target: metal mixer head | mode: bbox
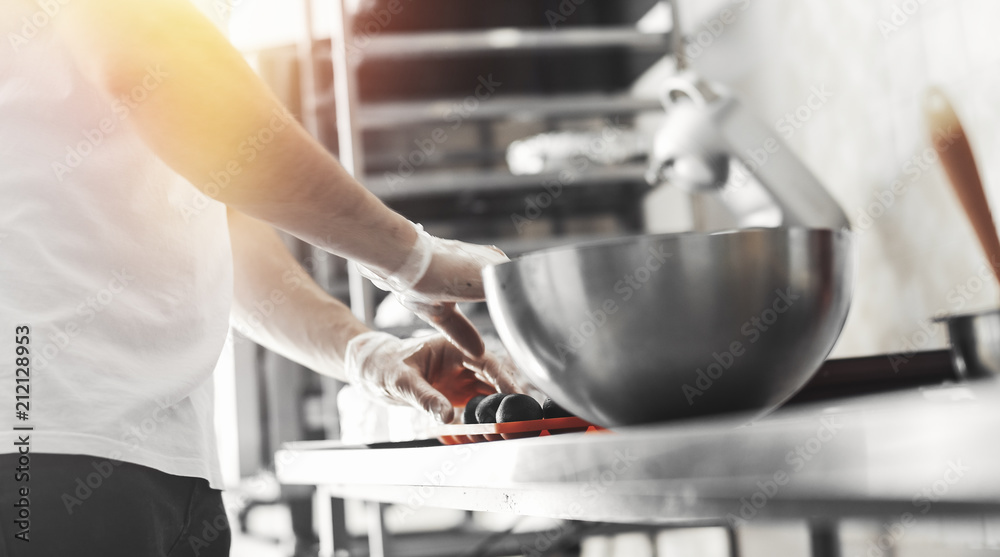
[647,73,850,231]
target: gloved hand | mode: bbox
[358,223,509,358]
[345,331,522,423]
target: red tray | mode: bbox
[432,417,604,445]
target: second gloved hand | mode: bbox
[345,331,521,423]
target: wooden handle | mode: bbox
[924,87,1000,285]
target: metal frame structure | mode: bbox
[280,381,1000,557]
[295,1,676,554]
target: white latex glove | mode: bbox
[345,331,521,423]
[358,223,509,358]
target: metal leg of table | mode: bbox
[809,520,841,557]
[316,488,352,557]
[366,502,390,557]
[727,526,741,557]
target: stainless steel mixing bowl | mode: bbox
[484,227,855,427]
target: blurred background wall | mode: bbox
[668,0,1000,358]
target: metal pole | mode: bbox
[298,0,321,141]
[669,0,686,70]
[366,502,389,557]
[808,520,842,557]
[330,0,364,178]
[315,487,352,557]
[298,0,340,298]
[330,0,377,324]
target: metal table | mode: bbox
[277,379,1000,555]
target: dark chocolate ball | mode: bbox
[462,395,487,424]
[542,398,574,419]
[497,394,544,423]
[475,393,509,424]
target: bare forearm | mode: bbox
[56,0,415,276]
[229,209,368,380]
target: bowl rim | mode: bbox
[489,226,852,271]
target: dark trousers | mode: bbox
[0,453,230,557]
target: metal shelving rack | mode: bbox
[296,2,675,555]
[323,0,673,325]
[351,25,669,56]
[353,93,661,128]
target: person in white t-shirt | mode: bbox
[0,0,521,555]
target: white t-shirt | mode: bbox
[0,0,234,489]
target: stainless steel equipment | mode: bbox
[483,21,857,427]
[939,310,1000,379]
[279,380,1000,527]
[646,72,850,230]
[484,227,854,427]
